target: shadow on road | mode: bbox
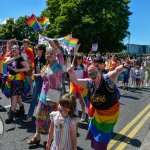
[0,105,7,112]
[112,132,142,148]
[28,143,45,149]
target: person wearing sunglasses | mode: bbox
[67,58,134,150]
[3,45,30,124]
[93,57,106,74]
[27,41,63,145]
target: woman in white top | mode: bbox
[70,53,87,121]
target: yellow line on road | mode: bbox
[107,104,150,149]
[115,111,150,150]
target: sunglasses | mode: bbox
[88,71,98,77]
[12,48,18,50]
[46,52,54,55]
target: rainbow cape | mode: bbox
[2,73,30,98]
[25,47,35,68]
[70,79,120,149]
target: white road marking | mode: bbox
[0,100,31,110]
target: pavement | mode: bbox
[0,82,150,150]
[0,117,4,139]
[139,130,150,150]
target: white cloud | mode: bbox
[0,18,8,24]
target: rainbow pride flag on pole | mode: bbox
[26,14,50,31]
[37,17,50,30]
[26,14,39,31]
[64,34,72,44]
[68,38,79,48]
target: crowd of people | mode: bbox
[0,39,150,150]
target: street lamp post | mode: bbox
[128,34,130,54]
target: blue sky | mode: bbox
[0,0,149,45]
[0,0,46,23]
[128,0,150,45]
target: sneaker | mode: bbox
[23,117,32,123]
[146,84,149,87]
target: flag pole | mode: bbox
[71,43,81,67]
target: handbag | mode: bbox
[46,67,61,102]
[46,88,61,101]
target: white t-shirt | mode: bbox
[134,69,142,79]
[21,50,28,61]
[130,67,135,77]
[73,65,86,79]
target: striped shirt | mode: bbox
[50,111,78,150]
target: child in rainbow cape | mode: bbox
[67,57,134,150]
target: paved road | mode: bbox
[0,82,150,150]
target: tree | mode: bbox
[0,18,15,39]
[0,16,38,43]
[13,16,38,42]
[41,0,132,53]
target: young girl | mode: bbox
[134,66,142,89]
[46,94,78,150]
[130,65,136,88]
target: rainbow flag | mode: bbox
[37,17,50,30]
[70,77,120,149]
[68,38,78,47]
[26,14,40,31]
[3,73,30,98]
[86,102,120,149]
[69,82,90,109]
[26,14,50,31]
[64,34,71,44]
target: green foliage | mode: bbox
[0,0,132,53]
[13,16,38,42]
[42,0,132,53]
[0,18,15,39]
[0,17,38,43]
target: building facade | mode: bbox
[125,44,150,56]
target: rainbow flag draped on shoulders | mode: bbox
[70,78,120,149]
[2,72,30,98]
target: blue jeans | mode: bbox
[27,76,43,117]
